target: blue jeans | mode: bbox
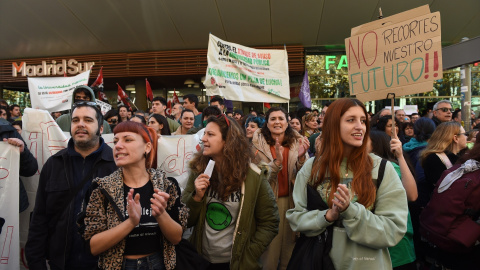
[122,252,164,270]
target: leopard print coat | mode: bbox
[82,168,189,270]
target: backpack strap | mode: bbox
[436,152,453,169]
[99,188,125,222]
[376,159,387,190]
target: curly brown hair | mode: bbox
[261,107,297,147]
[189,114,253,201]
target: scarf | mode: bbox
[438,159,480,193]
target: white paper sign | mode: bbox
[96,99,112,116]
[204,34,290,103]
[28,71,91,112]
[403,105,418,115]
[0,143,20,270]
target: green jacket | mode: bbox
[286,154,408,270]
[182,163,279,270]
[166,117,180,133]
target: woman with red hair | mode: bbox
[82,121,188,270]
[286,98,408,269]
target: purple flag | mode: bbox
[224,99,233,112]
[299,69,311,108]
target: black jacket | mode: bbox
[25,139,117,270]
[0,121,38,177]
[0,121,38,212]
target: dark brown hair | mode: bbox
[261,107,297,147]
[189,115,253,201]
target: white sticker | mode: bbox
[461,86,468,93]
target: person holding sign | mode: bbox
[81,121,188,270]
[286,98,408,270]
[182,114,279,270]
[251,107,309,270]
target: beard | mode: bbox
[73,129,100,151]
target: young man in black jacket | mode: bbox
[26,102,117,270]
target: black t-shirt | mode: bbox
[123,181,162,255]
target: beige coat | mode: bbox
[250,129,308,204]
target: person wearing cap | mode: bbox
[26,101,117,270]
[233,109,243,121]
[56,85,112,133]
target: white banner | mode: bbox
[157,131,204,190]
[28,71,91,112]
[204,34,290,103]
[0,143,20,270]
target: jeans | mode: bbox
[122,252,164,270]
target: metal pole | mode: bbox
[461,64,472,131]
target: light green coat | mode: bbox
[286,154,408,270]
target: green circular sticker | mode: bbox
[206,202,232,231]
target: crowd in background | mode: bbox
[3,88,480,270]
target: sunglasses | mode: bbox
[108,119,118,124]
[436,107,453,113]
[72,101,97,108]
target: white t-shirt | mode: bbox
[202,188,241,263]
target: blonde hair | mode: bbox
[420,121,461,165]
[301,113,319,134]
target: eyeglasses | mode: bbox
[457,132,467,136]
[436,107,453,113]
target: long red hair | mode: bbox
[311,98,375,208]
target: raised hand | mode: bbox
[4,138,24,153]
[298,136,310,158]
[332,184,350,212]
[127,188,141,226]
[151,188,170,218]
[274,137,283,167]
[193,173,210,202]
[390,138,403,159]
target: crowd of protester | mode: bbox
[3,87,480,270]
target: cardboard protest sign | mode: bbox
[0,143,20,270]
[28,71,91,112]
[204,34,290,103]
[345,5,442,102]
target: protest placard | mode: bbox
[96,99,112,116]
[204,34,290,103]
[28,71,91,112]
[0,143,20,270]
[345,5,442,102]
[403,105,418,115]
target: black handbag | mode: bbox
[286,184,335,270]
[175,238,210,270]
